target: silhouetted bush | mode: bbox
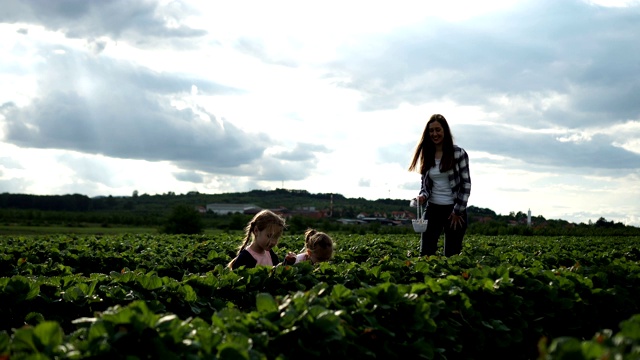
[161,205,204,235]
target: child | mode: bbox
[228,210,287,270]
[286,228,334,265]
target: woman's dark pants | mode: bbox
[419,203,467,257]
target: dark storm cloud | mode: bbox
[378,120,640,171]
[256,157,318,182]
[1,44,327,182]
[341,0,640,173]
[0,0,206,44]
[174,171,204,183]
[250,143,331,182]
[459,124,640,169]
[329,0,640,126]
[3,97,268,170]
[0,46,267,173]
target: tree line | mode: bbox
[1,191,638,236]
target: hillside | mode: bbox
[1,189,638,236]
[0,188,493,219]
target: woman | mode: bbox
[408,114,471,257]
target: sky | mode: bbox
[1,0,640,226]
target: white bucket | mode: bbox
[412,202,428,232]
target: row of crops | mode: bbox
[1,233,640,359]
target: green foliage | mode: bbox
[539,314,640,359]
[161,204,204,235]
[0,234,639,359]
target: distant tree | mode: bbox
[287,215,318,233]
[467,206,497,217]
[161,204,204,234]
[229,213,250,231]
[595,217,614,228]
[132,190,139,198]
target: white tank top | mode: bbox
[429,159,454,205]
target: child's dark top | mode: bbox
[231,249,280,270]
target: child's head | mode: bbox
[228,210,286,269]
[246,209,286,251]
[304,228,334,264]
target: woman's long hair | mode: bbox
[408,114,455,174]
[227,210,286,269]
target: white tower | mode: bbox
[527,208,532,227]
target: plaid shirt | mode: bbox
[420,145,471,215]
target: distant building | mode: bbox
[391,210,414,220]
[360,217,397,226]
[268,207,291,218]
[205,203,261,215]
[337,219,367,225]
[290,206,328,219]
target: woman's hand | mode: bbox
[417,195,426,204]
[448,212,465,230]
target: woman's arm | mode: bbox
[419,171,430,204]
[453,148,471,215]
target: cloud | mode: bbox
[461,123,640,170]
[0,177,31,193]
[174,171,204,183]
[216,143,333,183]
[271,143,331,162]
[0,157,23,169]
[0,38,334,186]
[328,0,640,127]
[377,142,415,167]
[234,37,299,68]
[373,120,640,173]
[497,187,530,193]
[0,46,270,173]
[0,0,206,46]
[57,153,117,186]
[3,97,268,171]
[399,181,417,191]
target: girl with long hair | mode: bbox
[228,209,288,269]
[409,114,471,257]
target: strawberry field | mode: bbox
[1,233,640,359]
